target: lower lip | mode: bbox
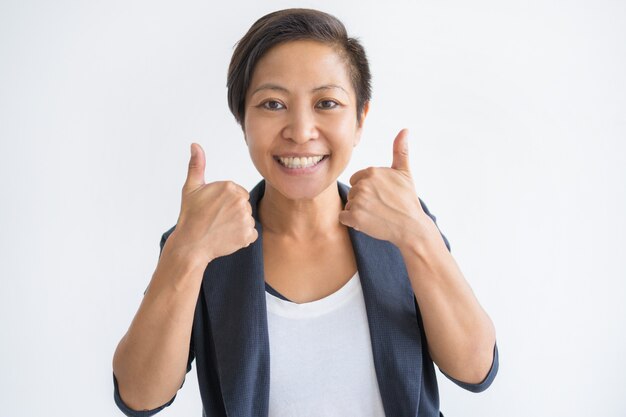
[274,155,328,176]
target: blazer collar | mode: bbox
[200,179,423,417]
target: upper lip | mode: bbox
[274,153,328,158]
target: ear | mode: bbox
[353,101,370,147]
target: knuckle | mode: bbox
[235,196,247,208]
[236,211,247,224]
[351,198,364,210]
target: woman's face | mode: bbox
[243,39,368,201]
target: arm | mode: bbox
[338,129,497,388]
[112,229,206,411]
[397,208,497,386]
[112,144,258,413]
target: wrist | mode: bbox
[394,216,444,256]
[163,230,213,268]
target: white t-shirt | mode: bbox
[265,270,386,417]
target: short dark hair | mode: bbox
[227,8,372,129]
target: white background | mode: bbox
[1,1,624,416]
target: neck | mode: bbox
[258,181,345,241]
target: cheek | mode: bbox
[244,135,276,176]
[326,117,359,147]
[246,121,280,149]
[244,117,272,148]
[245,141,270,176]
[332,110,359,132]
[246,139,268,163]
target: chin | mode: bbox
[267,178,336,202]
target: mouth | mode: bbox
[274,154,329,169]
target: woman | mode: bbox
[112,8,498,417]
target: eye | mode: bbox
[260,100,285,111]
[317,99,339,109]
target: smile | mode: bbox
[275,155,328,169]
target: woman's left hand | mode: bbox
[338,129,439,250]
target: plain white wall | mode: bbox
[1,0,624,416]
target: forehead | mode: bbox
[247,40,354,97]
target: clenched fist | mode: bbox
[338,129,441,251]
[167,143,258,265]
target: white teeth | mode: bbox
[278,155,325,169]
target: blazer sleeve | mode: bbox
[418,197,451,253]
[415,198,499,392]
[113,225,196,416]
[439,343,499,393]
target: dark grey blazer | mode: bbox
[114,179,499,417]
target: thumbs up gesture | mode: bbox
[338,129,437,250]
[168,143,258,265]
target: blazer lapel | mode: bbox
[338,181,423,417]
[201,180,270,417]
[203,179,422,417]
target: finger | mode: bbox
[391,128,410,172]
[349,168,371,186]
[184,143,206,191]
[338,210,355,228]
[247,226,259,246]
[347,187,355,202]
[223,180,250,198]
[234,182,251,198]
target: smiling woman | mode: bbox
[112,8,498,417]
[244,39,366,202]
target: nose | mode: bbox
[281,104,319,144]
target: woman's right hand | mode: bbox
[166,143,259,265]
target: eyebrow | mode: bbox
[250,83,349,97]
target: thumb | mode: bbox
[391,128,410,172]
[184,143,206,191]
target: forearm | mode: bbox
[112,236,208,410]
[398,224,496,384]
